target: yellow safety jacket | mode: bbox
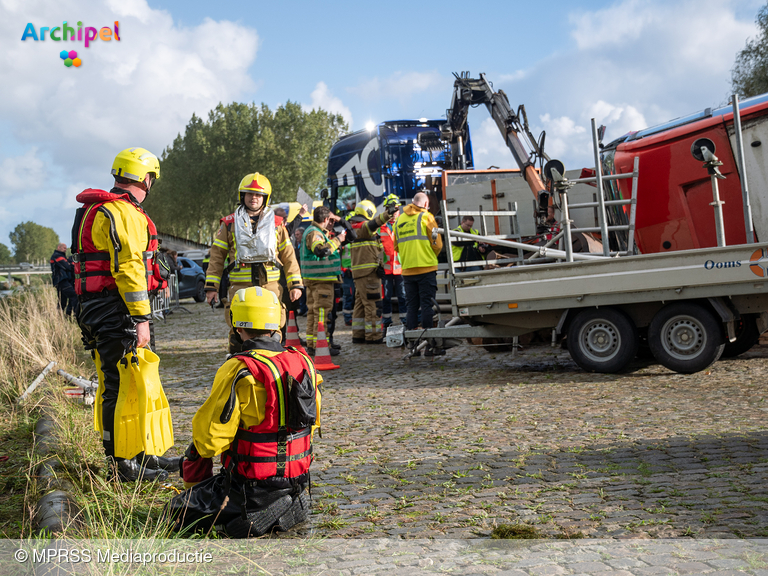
[451,226,481,262]
[393,204,443,276]
[205,211,302,291]
[191,341,323,459]
[72,188,159,317]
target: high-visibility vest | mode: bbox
[451,226,480,262]
[394,210,437,270]
[300,224,341,281]
[222,348,318,484]
[71,188,166,296]
[379,223,402,275]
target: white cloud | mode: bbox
[481,0,757,169]
[304,82,352,126]
[0,148,45,194]
[349,71,446,103]
[0,0,259,243]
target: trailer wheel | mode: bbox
[567,308,638,373]
[648,303,724,373]
[722,315,761,358]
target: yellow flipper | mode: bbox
[114,353,143,459]
[133,348,174,456]
[93,350,104,433]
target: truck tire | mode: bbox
[567,308,638,373]
[722,314,760,358]
[648,303,724,373]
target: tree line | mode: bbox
[0,221,60,265]
[143,100,348,244]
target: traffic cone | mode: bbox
[313,308,340,371]
[285,311,307,354]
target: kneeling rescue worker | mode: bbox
[72,147,179,481]
[167,286,322,537]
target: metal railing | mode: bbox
[150,273,187,320]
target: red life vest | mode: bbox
[71,188,166,295]
[379,224,402,275]
[222,348,317,484]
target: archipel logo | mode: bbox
[21,21,120,68]
[749,248,768,278]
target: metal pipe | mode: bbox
[440,228,608,261]
[710,175,727,247]
[731,94,755,244]
[568,199,632,209]
[568,172,634,184]
[592,118,611,257]
[561,189,574,263]
[626,156,639,254]
[441,199,459,317]
[18,361,56,404]
[56,368,94,389]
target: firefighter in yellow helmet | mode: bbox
[167,286,321,537]
[348,199,396,344]
[205,173,304,354]
[72,147,179,481]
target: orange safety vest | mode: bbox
[71,188,166,295]
[379,224,402,275]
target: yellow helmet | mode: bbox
[230,286,281,331]
[239,173,272,206]
[354,199,376,220]
[111,147,160,183]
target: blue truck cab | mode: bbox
[326,120,473,215]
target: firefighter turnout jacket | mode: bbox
[205,211,302,293]
[349,213,390,278]
[378,222,402,275]
[300,224,342,282]
[71,188,166,319]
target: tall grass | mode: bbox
[0,286,82,537]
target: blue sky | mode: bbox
[0,0,763,250]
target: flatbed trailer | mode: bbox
[402,241,768,373]
[394,110,768,374]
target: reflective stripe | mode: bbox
[351,318,364,328]
[231,270,252,281]
[351,262,379,271]
[206,274,221,284]
[395,211,437,269]
[286,273,302,284]
[213,238,228,250]
[124,290,148,302]
[278,239,289,251]
[351,240,379,248]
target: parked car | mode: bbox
[175,256,206,302]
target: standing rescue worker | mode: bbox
[301,206,345,355]
[50,242,77,317]
[168,287,321,537]
[394,192,444,356]
[205,173,303,354]
[378,195,407,331]
[451,215,486,272]
[72,147,178,481]
[348,200,394,344]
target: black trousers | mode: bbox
[57,284,78,316]
[165,473,302,533]
[78,293,151,458]
[404,272,437,330]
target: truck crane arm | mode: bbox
[428,72,550,205]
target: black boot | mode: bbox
[224,495,293,538]
[107,457,169,482]
[137,452,182,472]
[276,492,310,531]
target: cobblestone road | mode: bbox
[155,301,768,542]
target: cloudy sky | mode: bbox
[0,0,762,249]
